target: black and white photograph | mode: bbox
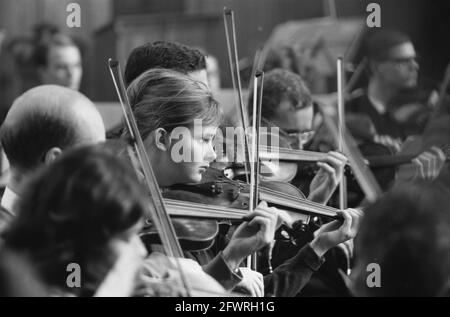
[0,0,449,301]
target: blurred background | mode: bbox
[0,0,449,126]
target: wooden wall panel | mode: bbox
[0,0,112,38]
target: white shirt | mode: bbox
[368,94,387,115]
[1,186,18,216]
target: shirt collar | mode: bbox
[1,186,19,216]
[368,94,387,115]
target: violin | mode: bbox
[259,143,356,182]
[138,165,343,252]
[164,167,341,220]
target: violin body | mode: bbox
[140,218,220,252]
[138,160,317,252]
[139,166,250,252]
[389,85,438,136]
[140,166,326,253]
[166,167,332,225]
[358,141,396,189]
[395,135,428,182]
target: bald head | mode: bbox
[1,85,105,172]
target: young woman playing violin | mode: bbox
[123,67,363,297]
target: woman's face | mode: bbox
[146,123,218,186]
[168,124,218,184]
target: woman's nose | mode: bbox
[135,236,148,258]
[204,143,217,162]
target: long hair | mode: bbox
[2,145,147,296]
[124,68,222,141]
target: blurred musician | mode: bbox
[346,29,445,181]
[0,146,147,296]
[34,34,82,91]
[0,85,105,233]
[352,179,450,296]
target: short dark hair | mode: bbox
[364,29,412,62]
[353,180,450,296]
[2,145,146,296]
[250,68,312,119]
[124,41,206,86]
[0,110,80,172]
[263,46,300,74]
[33,33,78,68]
[32,23,60,42]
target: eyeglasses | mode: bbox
[384,56,419,68]
[285,130,316,149]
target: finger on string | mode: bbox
[338,210,352,236]
[412,157,425,179]
[346,208,363,233]
[267,207,293,229]
[421,152,434,179]
[317,162,336,176]
[320,154,346,169]
[248,216,271,233]
[431,146,446,173]
[326,151,348,163]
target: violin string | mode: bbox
[219,176,339,212]
[165,199,248,219]
[269,146,328,161]
[168,205,246,218]
[223,8,251,183]
[255,184,340,213]
[258,187,339,215]
[217,176,340,217]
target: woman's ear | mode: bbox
[43,147,63,165]
[153,128,171,152]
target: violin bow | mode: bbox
[249,71,264,215]
[248,70,264,270]
[435,60,450,113]
[223,8,264,271]
[316,48,383,203]
[345,58,367,94]
[108,59,192,296]
[317,102,383,203]
[223,7,251,181]
[337,57,348,210]
[246,45,263,111]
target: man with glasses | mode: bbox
[254,68,347,205]
[346,29,445,180]
[347,30,420,148]
[252,68,356,297]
